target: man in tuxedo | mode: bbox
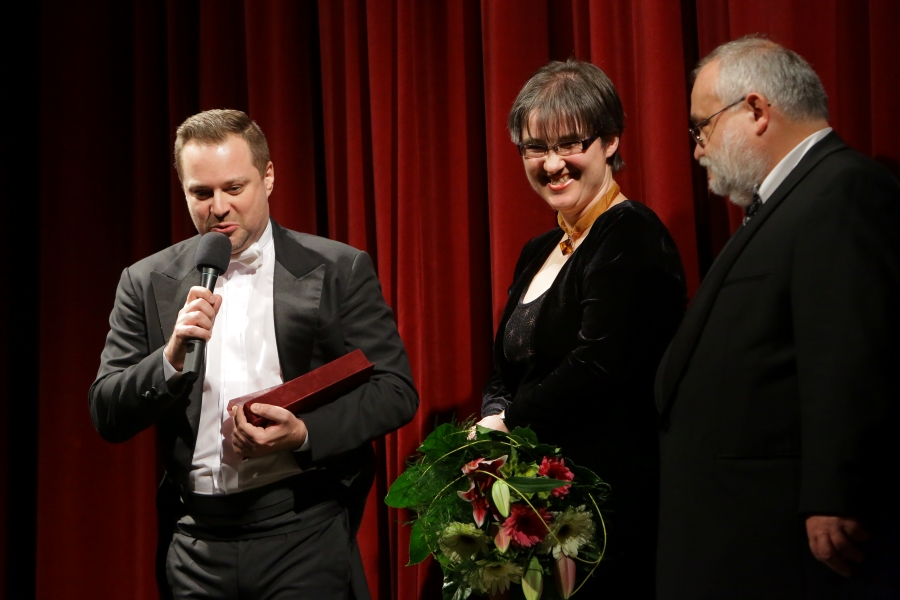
[656,37,899,598]
[90,109,418,599]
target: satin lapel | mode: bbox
[657,133,848,416]
[150,237,204,439]
[271,221,325,382]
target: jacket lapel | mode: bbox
[150,237,204,440]
[657,132,848,416]
[271,221,325,382]
[148,221,325,443]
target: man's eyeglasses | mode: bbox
[689,97,745,145]
[518,135,599,159]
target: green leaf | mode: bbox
[442,577,472,600]
[452,583,472,600]
[385,467,423,508]
[419,422,467,457]
[474,424,495,436]
[530,443,561,457]
[408,519,431,565]
[570,465,604,488]
[522,556,544,600]
[508,426,539,445]
[506,476,570,493]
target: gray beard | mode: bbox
[700,124,768,208]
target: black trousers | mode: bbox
[164,476,356,600]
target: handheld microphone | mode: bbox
[183,232,232,379]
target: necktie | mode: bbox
[742,192,762,226]
[232,242,263,270]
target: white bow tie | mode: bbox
[232,242,264,270]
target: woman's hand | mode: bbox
[476,414,509,433]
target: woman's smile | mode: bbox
[547,173,575,191]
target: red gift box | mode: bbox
[226,349,374,427]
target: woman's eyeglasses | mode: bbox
[518,135,599,159]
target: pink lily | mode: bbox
[457,481,492,526]
[494,525,512,553]
[457,455,508,526]
[462,455,508,486]
[554,554,576,599]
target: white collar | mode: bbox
[757,127,832,203]
[255,220,274,250]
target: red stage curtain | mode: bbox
[10,1,896,598]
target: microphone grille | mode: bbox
[195,232,232,272]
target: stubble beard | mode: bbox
[699,123,768,208]
[226,226,251,254]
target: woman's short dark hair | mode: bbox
[508,60,625,172]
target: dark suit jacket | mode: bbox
[656,133,900,599]
[483,200,686,594]
[89,220,418,598]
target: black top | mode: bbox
[503,289,548,363]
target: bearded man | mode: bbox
[655,36,900,599]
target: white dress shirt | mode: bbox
[757,128,832,203]
[164,222,305,495]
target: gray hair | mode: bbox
[696,35,829,122]
[508,59,625,173]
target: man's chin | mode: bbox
[708,178,754,208]
[726,192,754,208]
[705,171,724,197]
[229,238,251,256]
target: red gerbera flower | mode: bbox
[538,456,574,497]
[502,503,552,548]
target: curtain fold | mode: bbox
[37,2,160,598]
[481,0,556,326]
[246,0,325,235]
[21,1,896,598]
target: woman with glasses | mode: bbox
[478,60,686,597]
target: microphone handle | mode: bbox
[183,266,222,378]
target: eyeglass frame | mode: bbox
[689,97,746,146]
[517,135,600,158]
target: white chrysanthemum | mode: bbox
[465,560,524,595]
[439,522,491,562]
[540,506,595,558]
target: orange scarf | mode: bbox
[557,181,620,255]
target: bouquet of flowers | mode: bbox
[385,421,609,600]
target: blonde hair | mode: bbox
[174,109,270,181]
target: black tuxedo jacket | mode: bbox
[656,133,900,599]
[89,220,418,597]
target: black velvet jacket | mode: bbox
[483,200,686,510]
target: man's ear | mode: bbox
[746,93,770,136]
[264,161,275,196]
